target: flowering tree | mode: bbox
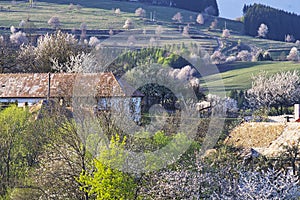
[123,18,134,30]
[135,7,146,18]
[80,22,87,41]
[287,47,299,61]
[196,13,204,25]
[237,50,252,61]
[155,25,163,38]
[139,155,300,199]
[114,8,121,15]
[172,12,183,23]
[246,70,300,113]
[257,23,268,38]
[222,28,230,38]
[88,36,100,47]
[10,31,28,45]
[182,26,189,37]
[209,19,218,30]
[48,16,61,29]
[18,31,84,72]
[285,34,295,43]
[210,50,225,64]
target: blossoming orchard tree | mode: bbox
[287,47,299,62]
[172,12,183,23]
[246,70,300,114]
[196,13,204,25]
[257,23,268,38]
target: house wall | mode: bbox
[0,98,43,107]
[97,97,142,123]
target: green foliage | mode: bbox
[0,106,30,196]
[153,131,171,147]
[78,135,137,200]
[110,47,190,76]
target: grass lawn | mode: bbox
[201,61,300,93]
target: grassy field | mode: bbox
[0,0,294,52]
[0,0,299,94]
[201,61,300,93]
[0,0,244,32]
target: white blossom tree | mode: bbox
[210,50,226,64]
[10,31,28,45]
[287,47,299,62]
[172,12,183,23]
[139,156,300,199]
[222,28,230,38]
[18,30,82,72]
[246,70,300,113]
[285,34,295,43]
[196,13,204,25]
[135,7,146,18]
[114,8,121,15]
[225,55,236,63]
[123,18,134,30]
[209,19,218,30]
[155,25,163,38]
[88,36,100,47]
[237,50,252,61]
[52,51,97,73]
[182,26,189,37]
[48,16,61,29]
[257,23,268,38]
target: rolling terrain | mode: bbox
[0,0,299,93]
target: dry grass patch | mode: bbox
[225,122,285,148]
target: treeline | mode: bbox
[138,0,219,16]
[244,4,300,41]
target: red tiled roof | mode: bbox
[0,73,143,98]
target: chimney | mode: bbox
[47,73,51,100]
[294,104,300,121]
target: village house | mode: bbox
[0,73,143,122]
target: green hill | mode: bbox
[202,61,300,93]
[0,0,299,94]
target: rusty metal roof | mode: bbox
[0,73,143,98]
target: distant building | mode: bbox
[0,73,143,122]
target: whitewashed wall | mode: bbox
[97,97,142,123]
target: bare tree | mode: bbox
[257,23,268,38]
